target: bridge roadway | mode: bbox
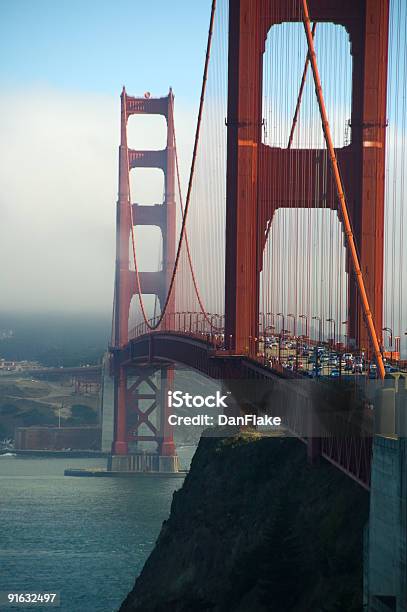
[118,330,289,380]
[116,330,373,489]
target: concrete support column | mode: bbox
[364,434,407,610]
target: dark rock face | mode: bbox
[120,434,368,612]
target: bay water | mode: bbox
[0,449,194,611]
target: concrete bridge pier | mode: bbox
[364,377,407,611]
[109,452,179,473]
[100,352,115,453]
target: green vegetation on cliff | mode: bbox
[121,433,368,612]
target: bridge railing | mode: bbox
[128,311,401,381]
[129,311,402,388]
[129,312,226,349]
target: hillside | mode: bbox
[120,432,369,611]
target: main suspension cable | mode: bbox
[172,102,223,332]
[287,21,317,149]
[127,0,217,331]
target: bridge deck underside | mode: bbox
[115,333,372,489]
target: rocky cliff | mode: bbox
[120,432,369,612]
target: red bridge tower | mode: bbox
[111,88,178,471]
[225,0,389,356]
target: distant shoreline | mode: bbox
[0,449,108,458]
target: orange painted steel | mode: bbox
[301,0,385,380]
[113,89,177,456]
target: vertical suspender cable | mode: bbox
[301,0,385,379]
[127,0,217,331]
[287,22,316,149]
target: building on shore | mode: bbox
[15,426,101,451]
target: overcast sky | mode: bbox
[0,0,211,314]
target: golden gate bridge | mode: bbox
[105,0,407,491]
